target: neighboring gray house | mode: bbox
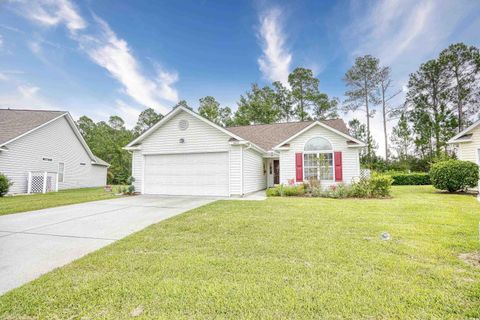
[125,106,365,197]
[0,109,109,194]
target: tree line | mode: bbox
[76,42,480,183]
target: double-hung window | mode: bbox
[303,137,334,181]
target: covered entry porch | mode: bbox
[265,158,280,188]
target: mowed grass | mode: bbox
[1,186,479,319]
[0,187,122,215]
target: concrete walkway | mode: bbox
[0,195,217,295]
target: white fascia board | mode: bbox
[272,121,366,150]
[64,113,97,160]
[126,105,268,155]
[1,113,68,147]
[449,119,480,143]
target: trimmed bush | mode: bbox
[266,184,305,197]
[266,187,280,197]
[0,173,12,197]
[350,173,393,198]
[430,160,479,192]
[282,185,305,197]
[390,172,430,185]
[369,174,394,197]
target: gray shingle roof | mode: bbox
[0,109,66,145]
[0,108,109,166]
[226,119,350,150]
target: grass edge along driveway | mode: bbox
[0,187,122,216]
[1,186,479,319]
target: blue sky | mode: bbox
[1,0,479,156]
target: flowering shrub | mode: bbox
[266,174,393,199]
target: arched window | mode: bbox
[303,137,334,181]
[304,137,332,151]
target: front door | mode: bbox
[273,160,280,185]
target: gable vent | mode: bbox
[178,119,189,131]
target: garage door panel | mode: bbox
[144,152,229,196]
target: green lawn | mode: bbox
[0,187,122,215]
[1,186,479,319]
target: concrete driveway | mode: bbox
[0,195,217,295]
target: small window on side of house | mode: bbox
[58,162,65,182]
[80,162,86,166]
[42,157,53,162]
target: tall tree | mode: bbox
[312,94,339,120]
[348,118,377,165]
[406,59,456,158]
[439,43,480,131]
[390,113,412,162]
[288,68,320,121]
[233,84,279,125]
[272,81,294,121]
[173,100,192,110]
[377,66,401,160]
[343,55,380,159]
[133,108,163,137]
[198,96,232,127]
[77,116,133,184]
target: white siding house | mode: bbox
[0,109,108,195]
[277,124,361,185]
[126,106,365,197]
[448,120,480,190]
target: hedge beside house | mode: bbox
[390,172,431,185]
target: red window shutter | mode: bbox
[295,153,303,182]
[334,151,343,182]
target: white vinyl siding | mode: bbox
[243,147,266,194]
[279,125,360,187]
[143,152,229,196]
[456,126,480,189]
[136,110,244,196]
[141,112,231,154]
[229,145,242,195]
[131,151,144,193]
[0,116,107,194]
[457,126,480,163]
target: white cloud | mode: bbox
[0,34,3,48]
[77,18,179,113]
[0,73,7,81]
[17,0,86,32]
[0,84,50,108]
[257,8,292,85]
[11,0,179,115]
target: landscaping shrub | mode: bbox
[0,173,12,197]
[266,187,280,197]
[390,172,430,185]
[266,184,304,197]
[429,160,479,192]
[369,173,394,197]
[282,185,305,197]
[350,174,393,198]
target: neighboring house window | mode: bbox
[58,162,65,183]
[304,137,334,181]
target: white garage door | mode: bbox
[144,152,229,196]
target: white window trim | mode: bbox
[303,151,335,182]
[58,162,65,183]
[303,136,335,182]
